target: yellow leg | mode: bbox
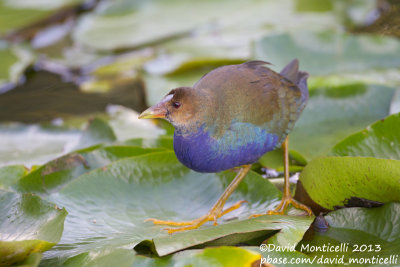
[146,164,252,234]
[252,136,312,217]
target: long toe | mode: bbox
[145,199,248,234]
[266,196,312,215]
[145,218,195,226]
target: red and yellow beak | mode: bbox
[138,95,172,119]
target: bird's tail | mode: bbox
[280,59,309,103]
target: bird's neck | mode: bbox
[173,122,206,137]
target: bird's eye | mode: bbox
[172,101,181,109]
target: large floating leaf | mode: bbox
[37,151,307,265]
[60,246,261,267]
[15,253,43,267]
[15,145,165,195]
[73,0,227,51]
[254,31,400,76]
[0,118,113,168]
[140,215,313,256]
[0,43,34,89]
[0,123,81,168]
[0,0,82,35]
[300,156,400,210]
[300,114,400,209]
[123,136,173,150]
[259,148,307,172]
[105,105,166,141]
[0,165,27,190]
[75,118,116,149]
[0,2,53,35]
[0,190,67,266]
[134,247,261,267]
[0,110,164,167]
[298,203,400,265]
[73,0,339,51]
[331,112,400,159]
[60,249,136,267]
[290,83,395,159]
[78,50,154,94]
[246,246,323,267]
[58,106,166,141]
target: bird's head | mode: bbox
[138,87,200,130]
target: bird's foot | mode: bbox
[146,200,247,234]
[266,194,312,215]
[250,195,312,218]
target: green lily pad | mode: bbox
[299,156,400,210]
[60,249,136,267]
[73,0,222,51]
[15,145,166,195]
[134,246,261,267]
[331,112,400,159]
[76,118,116,149]
[0,123,81,168]
[0,2,49,35]
[289,83,395,159]
[140,214,313,256]
[14,253,43,267]
[0,190,67,266]
[0,43,34,88]
[295,0,333,13]
[123,136,173,150]
[0,0,82,35]
[259,148,307,172]
[105,105,166,141]
[79,50,154,94]
[0,111,165,167]
[57,106,166,141]
[73,0,336,51]
[308,68,400,90]
[59,246,261,267]
[32,151,313,264]
[0,43,17,85]
[254,31,400,76]
[245,246,323,267]
[0,118,113,168]
[298,203,400,265]
[0,165,27,190]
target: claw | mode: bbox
[145,218,194,226]
[266,195,313,215]
[221,200,248,216]
[145,199,248,233]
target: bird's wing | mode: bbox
[193,61,308,142]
